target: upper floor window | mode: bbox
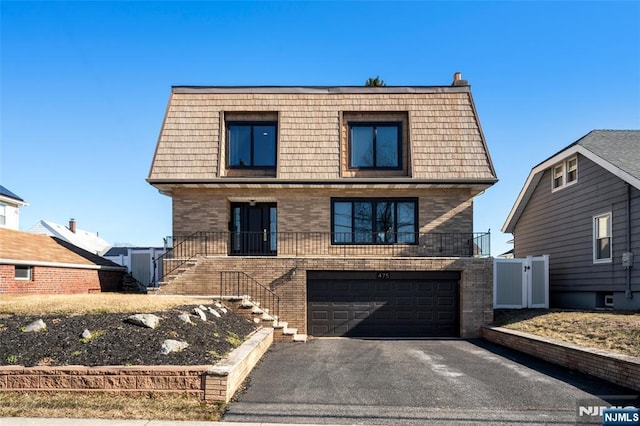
[332,198,417,244]
[552,156,578,191]
[349,122,401,169]
[593,213,612,263]
[227,122,276,168]
[0,203,6,226]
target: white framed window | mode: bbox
[593,213,612,263]
[15,265,32,280]
[552,163,564,189]
[551,156,578,191]
[0,203,6,226]
[566,157,578,184]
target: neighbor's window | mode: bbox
[15,265,32,280]
[332,198,416,244]
[552,156,578,190]
[227,122,277,168]
[0,203,6,226]
[552,163,564,189]
[593,213,612,263]
[566,157,577,183]
[349,122,401,169]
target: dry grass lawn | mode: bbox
[0,293,209,315]
[493,309,640,358]
[0,391,223,421]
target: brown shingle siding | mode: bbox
[148,88,496,184]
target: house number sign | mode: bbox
[376,272,391,279]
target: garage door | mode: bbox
[307,271,459,338]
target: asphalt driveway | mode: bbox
[223,338,638,425]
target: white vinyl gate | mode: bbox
[494,255,549,309]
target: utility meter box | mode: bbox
[622,252,634,268]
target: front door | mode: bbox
[231,203,277,255]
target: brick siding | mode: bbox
[161,256,493,338]
[0,265,123,294]
[171,187,473,237]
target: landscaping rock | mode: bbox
[160,339,189,355]
[81,329,92,339]
[219,307,228,314]
[214,301,223,309]
[125,313,160,329]
[207,307,222,318]
[192,307,207,321]
[23,319,46,333]
[178,313,193,324]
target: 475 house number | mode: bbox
[376,272,391,280]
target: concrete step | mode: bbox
[252,306,264,314]
[261,313,276,322]
[283,327,297,335]
[273,321,287,329]
[293,334,308,343]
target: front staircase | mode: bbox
[156,258,307,343]
[229,296,307,343]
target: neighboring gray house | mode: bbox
[503,130,639,310]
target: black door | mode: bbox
[231,203,277,255]
[307,271,460,337]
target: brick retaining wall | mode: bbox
[482,326,640,392]
[205,327,274,402]
[0,328,273,401]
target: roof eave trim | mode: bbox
[146,178,498,186]
[0,195,28,206]
[502,145,640,233]
[0,258,126,271]
[171,86,471,95]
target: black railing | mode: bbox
[219,271,280,321]
[160,230,489,261]
[152,231,206,286]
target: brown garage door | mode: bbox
[307,271,460,338]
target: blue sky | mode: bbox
[1,1,639,255]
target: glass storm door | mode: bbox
[231,203,277,255]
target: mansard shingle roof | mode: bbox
[148,85,497,186]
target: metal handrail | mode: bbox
[153,231,206,285]
[219,271,280,321]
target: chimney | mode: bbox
[69,218,76,233]
[452,71,468,86]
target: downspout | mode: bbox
[626,183,633,299]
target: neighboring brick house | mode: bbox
[0,228,125,294]
[147,74,498,338]
[502,130,640,310]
